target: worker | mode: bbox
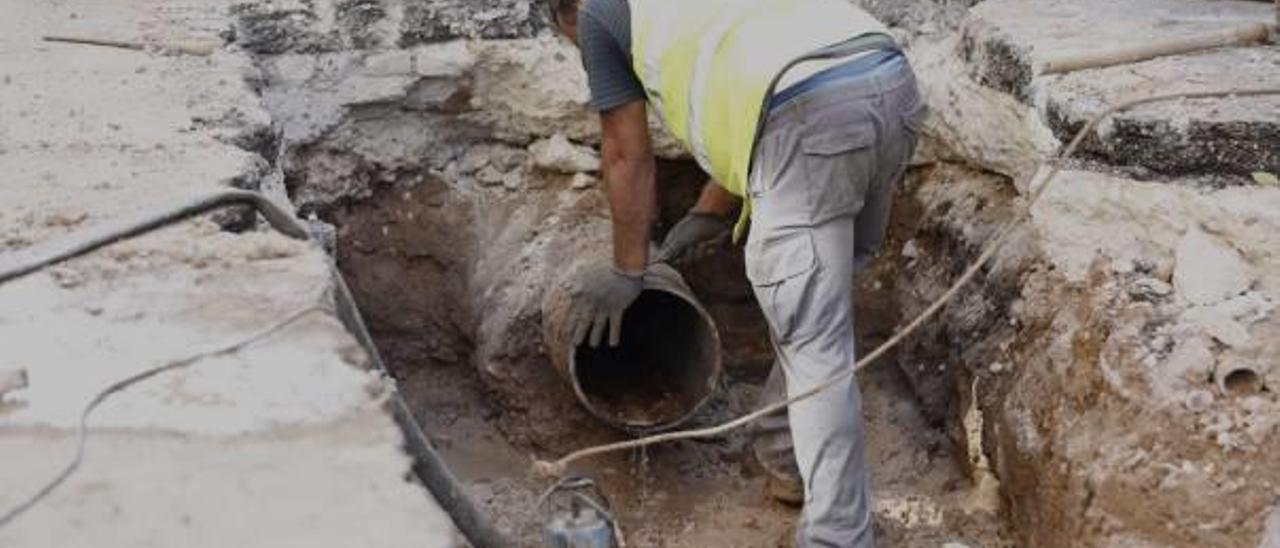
[550,0,927,546]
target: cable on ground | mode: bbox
[0,303,324,528]
[0,189,512,548]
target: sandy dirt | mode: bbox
[396,336,1013,547]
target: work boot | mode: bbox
[754,362,804,506]
[753,442,804,506]
[765,469,804,506]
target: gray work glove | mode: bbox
[569,261,645,348]
[654,213,730,264]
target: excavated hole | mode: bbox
[292,155,1017,547]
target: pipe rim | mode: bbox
[567,283,723,435]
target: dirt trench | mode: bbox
[223,32,1049,548]
[303,153,1017,547]
[228,0,1280,545]
[234,6,1018,545]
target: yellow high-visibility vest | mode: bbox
[630,0,889,238]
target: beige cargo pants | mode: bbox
[746,54,926,548]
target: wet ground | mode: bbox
[401,347,1014,547]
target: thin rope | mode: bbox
[534,87,1280,477]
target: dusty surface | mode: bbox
[11,0,1265,546]
[402,340,1011,547]
[241,0,1280,544]
[0,0,459,546]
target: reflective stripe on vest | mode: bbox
[629,0,891,237]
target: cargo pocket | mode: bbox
[802,122,876,218]
[746,229,818,344]
[901,97,928,135]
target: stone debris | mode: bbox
[476,165,505,186]
[361,49,414,76]
[413,41,477,78]
[570,172,597,190]
[1174,227,1254,307]
[1155,335,1216,401]
[1127,277,1173,301]
[13,0,1263,546]
[1,1,460,546]
[528,134,601,174]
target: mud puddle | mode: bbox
[399,349,1013,547]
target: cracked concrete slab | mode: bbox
[962,0,1278,178]
[0,0,460,546]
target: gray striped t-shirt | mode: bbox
[577,0,646,112]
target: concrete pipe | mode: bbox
[1215,359,1266,397]
[543,263,722,434]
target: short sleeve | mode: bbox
[577,4,646,112]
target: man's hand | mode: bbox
[654,180,738,264]
[569,261,645,348]
[654,213,729,264]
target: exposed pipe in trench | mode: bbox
[0,189,513,548]
[541,262,723,435]
[536,87,1280,477]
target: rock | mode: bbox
[1183,389,1214,413]
[1032,172,1280,284]
[412,41,476,77]
[964,0,1279,177]
[901,239,920,260]
[399,0,542,44]
[476,165,505,187]
[334,75,417,105]
[458,147,492,174]
[528,134,600,174]
[263,54,319,86]
[466,38,597,144]
[1174,227,1253,307]
[1128,277,1172,301]
[1157,336,1215,399]
[361,49,413,76]
[1180,304,1253,349]
[502,170,523,191]
[569,173,596,190]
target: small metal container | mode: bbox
[541,504,615,548]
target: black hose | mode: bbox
[0,188,513,548]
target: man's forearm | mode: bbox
[691,180,739,218]
[603,155,656,274]
[598,100,657,275]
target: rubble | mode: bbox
[528,134,601,174]
[1174,227,1254,306]
[8,0,1272,546]
[0,1,459,546]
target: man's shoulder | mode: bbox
[580,0,629,24]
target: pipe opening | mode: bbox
[1221,367,1263,396]
[571,289,720,432]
